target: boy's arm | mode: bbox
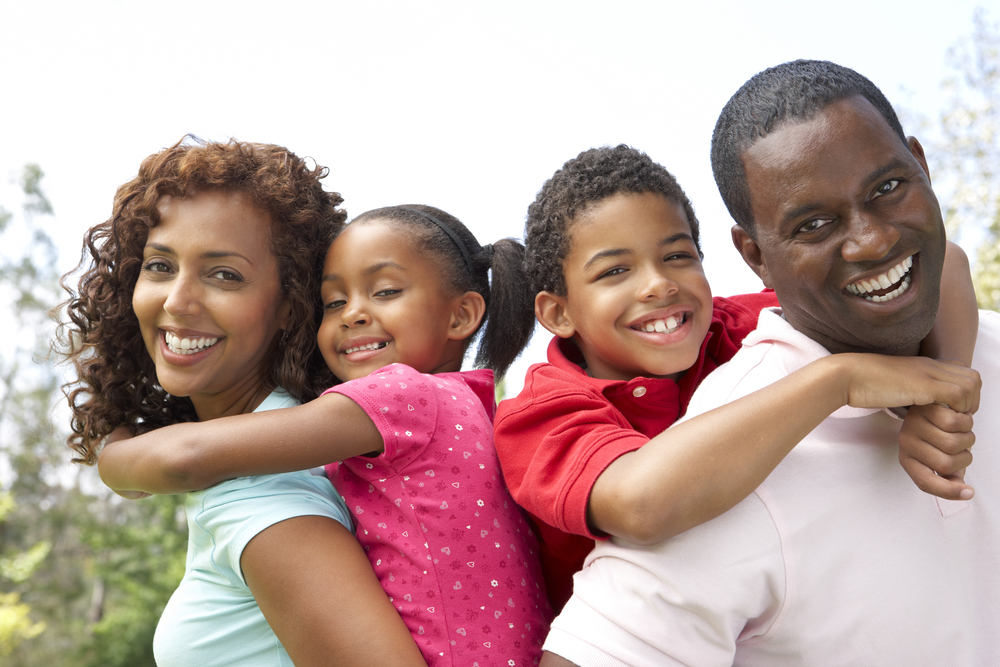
[920,241,978,365]
[589,353,980,545]
[98,393,383,496]
[899,240,980,498]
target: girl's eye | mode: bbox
[873,179,901,198]
[324,299,346,310]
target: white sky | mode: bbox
[0,0,988,395]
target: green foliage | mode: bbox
[928,7,1000,310]
[0,165,186,666]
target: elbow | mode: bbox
[609,488,685,547]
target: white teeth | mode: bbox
[636,315,683,335]
[343,341,388,355]
[165,332,219,355]
[847,255,914,302]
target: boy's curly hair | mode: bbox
[524,144,701,296]
[58,136,346,465]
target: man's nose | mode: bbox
[840,213,900,263]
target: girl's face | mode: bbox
[317,220,472,381]
[132,190,289,420]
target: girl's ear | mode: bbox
[448,291,487,341]
[535,291,576,338]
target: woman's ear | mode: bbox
[535,291,576,338]
[448,291,487,341]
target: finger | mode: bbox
[918,404,975,434]
[899,454,975,501]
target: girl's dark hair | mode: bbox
[59,136,346,465]
[525,144,701,296]
[350,205,534,380]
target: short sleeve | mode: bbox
[192,470,353,587]
[544,493,786,667]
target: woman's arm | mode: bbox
[242,515,427,667]
[588,353,980,545]
[98,393,383,496]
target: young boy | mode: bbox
[494,145,979,611]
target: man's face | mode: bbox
[734,95,946,356]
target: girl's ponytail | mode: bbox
[474,238,535,380]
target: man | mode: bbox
[539,60,1000,666]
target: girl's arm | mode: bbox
[899,240,980,498]
[242,515,428,667]
[98,393,382,496]
[588,352,980,546]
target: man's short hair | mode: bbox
[711,59,907,238]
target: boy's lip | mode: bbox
[626,306,693,332]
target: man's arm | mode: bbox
[98,393,383,496]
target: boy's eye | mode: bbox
[598,267,627,280]
[872,179,901,199]
[374,289,401,297]
[664,252,694,262]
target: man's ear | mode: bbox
[448,291,487,341]
[535,291,576,339]
[731,225,772,289]
[907,136,931,182]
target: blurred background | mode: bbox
[1,2,997,664]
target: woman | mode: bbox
[61,137,426,666]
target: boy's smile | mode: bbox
[536,191,713,382]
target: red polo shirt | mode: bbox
[494,292,778,611]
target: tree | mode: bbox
[927,7,1000,311]
[0,165,186,666]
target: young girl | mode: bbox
[100,205,551,667]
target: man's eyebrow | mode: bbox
[144,242,253,264]
[322,261,407,283]
[779,158,913,227]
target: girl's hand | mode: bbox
[899,403,975,501]
[100,425,151,499]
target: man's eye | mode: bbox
[873,179,900,198]
[798,218,832,234]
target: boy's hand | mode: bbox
[899,403,975,501]
[101,426,151,499]
[842,355,981,415]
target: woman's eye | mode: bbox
[142,260,171,273]
[873,179,901,198]
[210,269,242,282]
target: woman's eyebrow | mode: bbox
[143,242,252,264]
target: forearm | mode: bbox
[922,241,977,365]
[589,355,850,544]
[590,350,980,544]
[98,394,384,495]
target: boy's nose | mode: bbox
[641,268,679,301]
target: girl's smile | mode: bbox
[318,220,474,382]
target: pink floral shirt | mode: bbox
[324,365,551,667]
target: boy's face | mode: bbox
[536,191,713,382]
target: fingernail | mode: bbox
[960,488,975,500]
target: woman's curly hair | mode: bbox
[525,144,702,296]
[58,136,346,465]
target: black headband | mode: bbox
[400,207,474,271]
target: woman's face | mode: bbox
[132,189,289,419]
